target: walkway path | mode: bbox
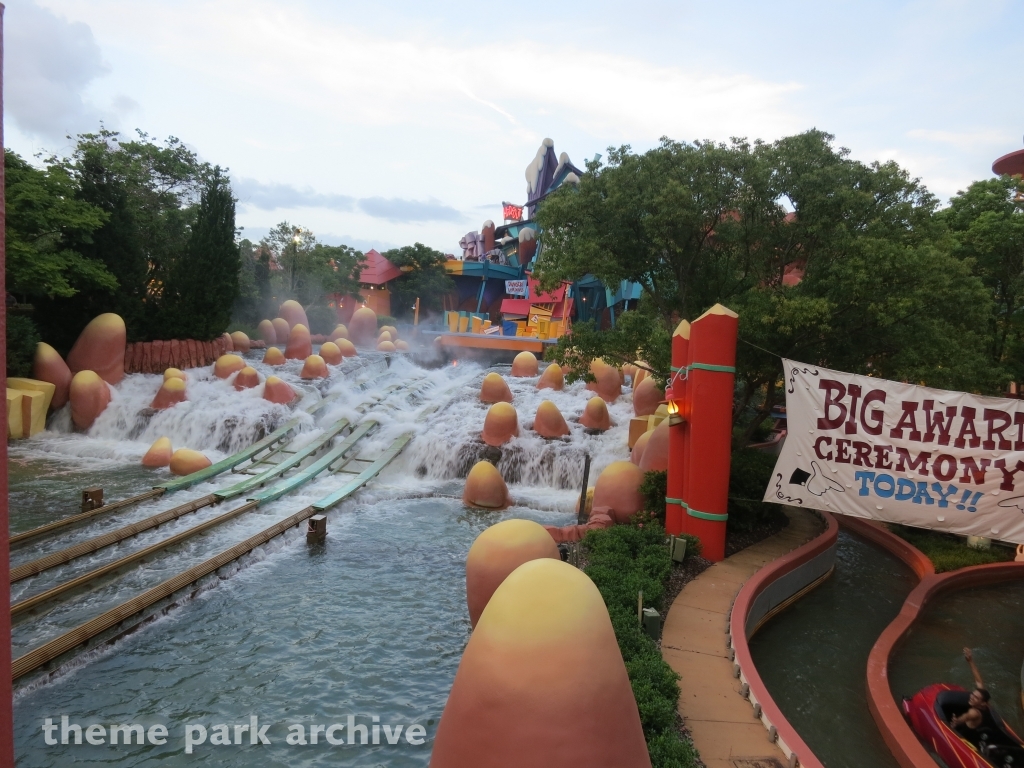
[662,509,822,768]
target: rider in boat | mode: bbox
[949,647,996,745]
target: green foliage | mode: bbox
[227,323,259,340]
[584,522,699,767]
[383,243,455,319]
[29,128,223,348]
[6,315,40,378]
[4,150,115,303]
[305,305,338,335]
[534,131,999,445]
[232,239,275,326]
[262,222,364,307]
[640,470,668,524]
[728,449,785,533]
[547,298,672,385]
[888,525,1015,573]
[375,315,398,328]
[160,169,239,340]
[940,177,1024,384]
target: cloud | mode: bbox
[46,1,805,144]
[907,128,1008,150]
[358,197,463,223]
[5,1,109,140]
[233,178,463,223]
[233,177,355,211]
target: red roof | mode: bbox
[358,249,402,285]
[993,149,1024,177]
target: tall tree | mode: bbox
[940,177,1024,381]
[260,222,364,307]
[535,131,996,444]
[4,149,114,302]
[161,168,239,339]
[37,128,217,346]
[382,242,455,319]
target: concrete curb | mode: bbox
[728,510,837,768]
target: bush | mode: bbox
[376,314,398,328]
[640,470,668,525]
[227,323,259,340]
[888,525,1015,572]
[728,448,785,532]
[584,522,700,768]
[7,314,40,378]
[304,305,338,335]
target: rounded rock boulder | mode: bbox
[465,519,561,628]
[66,313,127,385]
[462,461,511,510]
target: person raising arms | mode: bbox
[950,647,995,744]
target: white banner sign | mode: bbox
[505,280,527,296]
[765,360,1024,543]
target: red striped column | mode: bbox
[665,320,689,535]
[1,5,14,764]
[684,304,738,562]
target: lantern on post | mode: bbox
[665,320,690,535]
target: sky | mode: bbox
[4,0,1022,254]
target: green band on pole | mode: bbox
[670,366,684,373]
[665,497,684,506]
[686,508,729,521]
[688,363,736,374]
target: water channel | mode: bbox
[749,529,917,768]
[9,353,637,766]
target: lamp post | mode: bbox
[290,227,301,294]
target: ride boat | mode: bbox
[903,683,1024,768]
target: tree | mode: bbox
[34,128,218,347]
[382,242,455,319]
[536,131,996,445]
[4,149,115,302]
[940,177,1024,381]
[161,168,239,339]
[260,222,365,307]
[231,238,276,328]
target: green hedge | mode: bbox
[888,524,1015,572]
[305,305,338,335]
[639,447,784,539]
[583,522,700,768]
[7,315,40,378]
[728,448,784,532]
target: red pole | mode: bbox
[0,5,14,765]
[684,304,738,562]
[665,320,689,535]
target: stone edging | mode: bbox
[840,516,1024,768]
[728,509,838,768]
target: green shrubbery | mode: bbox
[305,305,338,335]
[7,315,40,378]
[728,448,785,532]
[888,525,1015,572]
[583,522,700,768]
[640,448,783,541]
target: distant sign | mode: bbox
[505,280,527,296]
[502,202,524,222]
